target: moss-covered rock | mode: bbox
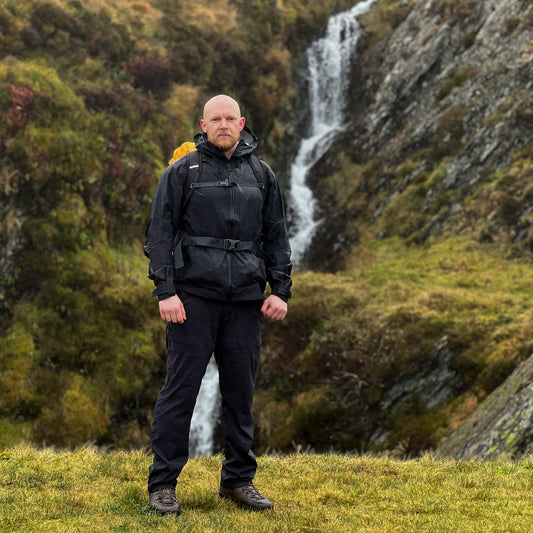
[437,353,533,460]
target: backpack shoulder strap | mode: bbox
[183,150,202,208]
[248,154,268,200]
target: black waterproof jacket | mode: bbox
[144,127,292,302]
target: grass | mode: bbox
[1,446,533,532]
[293,235,533,371]
[360,237,533,358]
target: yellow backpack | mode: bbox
[168,142,196,164]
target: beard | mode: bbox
[210,132,240,152]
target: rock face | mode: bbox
[381,336,461,415]
[370,335,464,447]
[437,354,533,460]
[304,0,533,269]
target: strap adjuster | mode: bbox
[224,239,239,251]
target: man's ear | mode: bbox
[239,117,245,130]
[200,119,207,132]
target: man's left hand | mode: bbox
[261,294,287,321]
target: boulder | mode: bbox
[437,354,533,460]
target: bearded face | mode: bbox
[201,96,245,154]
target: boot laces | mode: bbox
[240,484,264,501]
[157,488,177,505]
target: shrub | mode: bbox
[124,53,173,94]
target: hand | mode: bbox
[159,295,187,323]
[261,294,287,321]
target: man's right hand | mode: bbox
[159,295,187,324]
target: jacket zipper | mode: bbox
[228,168,235,294]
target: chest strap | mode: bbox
[190,179,265,190]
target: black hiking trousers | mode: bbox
[148,291,263,493]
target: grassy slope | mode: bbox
[1,446,532,532]
[257,235,533,454]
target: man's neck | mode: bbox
[224,142,239,159]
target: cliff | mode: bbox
[305,0,533,270]
[437,352,533,460]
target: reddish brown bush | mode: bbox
[7,84,35,131]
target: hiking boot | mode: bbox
[149,488,181,515]
[219,484,273,511]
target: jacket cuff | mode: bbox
[157,292,177,302]
[272,292,289,303]
[152,280,176,298]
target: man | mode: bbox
[144,95,292,515]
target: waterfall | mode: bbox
[189,355,220,457]
[288,0,378,266]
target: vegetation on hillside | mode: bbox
[259,0,533,455]
[0,0,355,449]
[2,446,533,532]
[257,236,533,455]
[254,0,533,456]
[0,0,374,450]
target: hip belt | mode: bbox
[182,236,257,252]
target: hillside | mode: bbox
[304,0,533,268]
[1,0,533,458]
[1,446,533,532]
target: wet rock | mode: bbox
[380,336,462,415]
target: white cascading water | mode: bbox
[189,354,220,457]
[288,0,378,266]
[188,0,377,457]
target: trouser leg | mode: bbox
[216,300,263,489]
[148,293,215,493]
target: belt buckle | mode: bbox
[224,239,239,251]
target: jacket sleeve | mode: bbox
[261,164,292,301]
[143,162,186,299]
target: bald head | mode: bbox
[203,94,241,119]
[201,94,245,157]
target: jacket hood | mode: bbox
[194,125,258,158]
